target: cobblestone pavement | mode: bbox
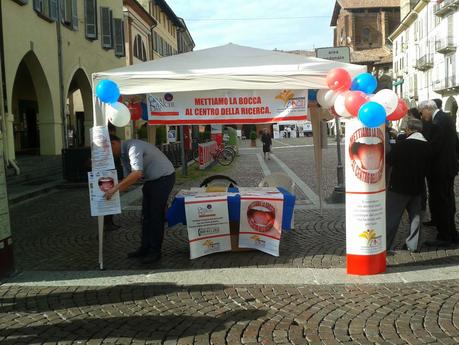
[8,138,459,271]
[3,281,459,344]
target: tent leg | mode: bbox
[98,216,104,270]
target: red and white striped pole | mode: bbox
[345,118,386,275]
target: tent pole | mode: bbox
[92,75,105,270]
[180,125,187,176]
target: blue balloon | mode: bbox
[308,89,318,102]
[351,73,377,94]
[358,102,386,128]
[140,102,148,121]
[96,80,120,103]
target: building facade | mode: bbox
[330,0,400,79]
[390,0,458,129]
[1,0,126,161]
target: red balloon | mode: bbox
[326,68,352,92]
[344,91,368,117]
[387,98,408,121]
[128,102,142,121]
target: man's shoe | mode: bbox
[141,252,161,264]
[424,240,452,247]
[127,249,149,258]
[422,220,436,226]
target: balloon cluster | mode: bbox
[316,68,408,128]
[96,80,131,127]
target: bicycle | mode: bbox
[192,142,235,166]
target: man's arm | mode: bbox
[104,170,143,200]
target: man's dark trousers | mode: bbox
[141,173,176,253]
[430,176,457,243]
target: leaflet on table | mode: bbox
[237,187,280,194]
[88,169,121,217]
[239,192,284,256]
[177,190,237,198]
[90,126,115,171]
[184,194,231,259]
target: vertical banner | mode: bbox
[184,194,231,259]
[345,118,386,275]
[88,170,122,217]
[89,126,120,217]
[90,126,115,171]
[239,191,284,256]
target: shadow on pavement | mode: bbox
[0,309,267,344]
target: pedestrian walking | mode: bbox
[261,128,272,160]
[386,118,432,252]
[419,100,459,247]
[105,135,176,263]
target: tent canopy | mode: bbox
[93,43,366,95]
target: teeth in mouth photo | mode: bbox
[349,127,384,184]
[351,138,383,171]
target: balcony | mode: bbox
[434,0,459,17]
[433,75,459,94]
[435,38,457,54]
[414,55,434,71]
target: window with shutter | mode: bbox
[100,7,113,49]
[33,0,43,12]
[114,18,125,57]
[49,0,58,21]
[71,0,78,30]
[12,0,28,5]
[85,0,97,39]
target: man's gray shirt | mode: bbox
[121,139,174,181]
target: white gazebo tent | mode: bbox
[92,43,366,269]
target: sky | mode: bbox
[167,0,336,52]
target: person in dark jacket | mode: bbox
[420,100,459,247]
[386,118,432,252]
[261,128,272,160]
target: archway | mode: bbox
[11,51,54,155]
[445,96,458,132]
[66,68,93,147]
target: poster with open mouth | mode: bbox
[239,192,284,256]
[88,169,121,217]
[184,194,231,259]
[345,118,386,274]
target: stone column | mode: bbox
[0,131,14,278]
[5,113,15,161]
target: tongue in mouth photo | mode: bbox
[349,127,384,184]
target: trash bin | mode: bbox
[62,147,91,182]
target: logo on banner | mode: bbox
[275,90,306,109]
[349,127,384,184]
[247,201,276,232]
[147,93,176,111]
[250,235,266,247]
[202,239,220,251]
[359,229,382,248]
[198,204,216,218]
[275,90,295,104]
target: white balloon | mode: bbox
[334,92,352,118]
[317,89,338,108]
[371,89,398,115]
[106,102,131,127]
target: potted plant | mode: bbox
[250,131,257,147]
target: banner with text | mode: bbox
[147,90,308,125]
[345,118,386,275]
[184,194,231,259]
[239,192,284,256]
